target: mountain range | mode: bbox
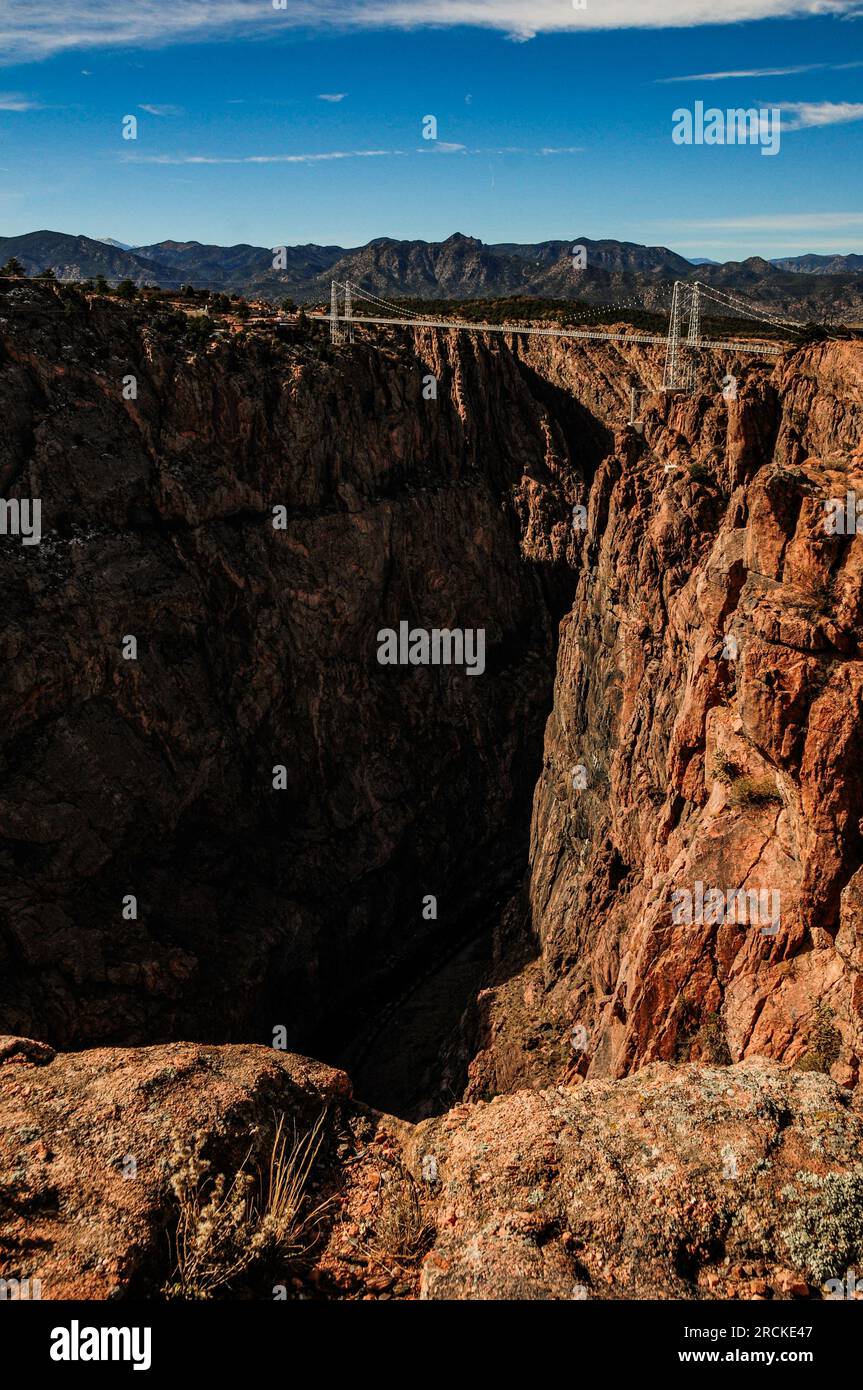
[2,229,862,319]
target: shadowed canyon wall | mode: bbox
[0,283,590,1052]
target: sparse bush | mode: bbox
[712,751,742,786]
[696,1011,732,1065]
[796,1004,842,1075]
[153,309,188,337]
[184,313,214,345]
[797,580,833,615]
[163,1111,328,1299]
[368,1161,433,1266]
[687,460,712,483]
[781,1166,863,1283]
[727,775,783,807]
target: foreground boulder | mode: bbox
[0,1036,350,1299]
[2,1038,861,1300]
[411,1058,863,1300]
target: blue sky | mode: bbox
[0,1,861,259]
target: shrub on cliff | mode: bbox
[780,1166,863,1283]
[163,1113,329,1299]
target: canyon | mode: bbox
[1,278,863,1299]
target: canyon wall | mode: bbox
[468,333,863,1096]
[0,283,583,1051]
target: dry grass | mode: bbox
[796,1004,843,1076]
[727,775,783,808]
[256,1111,330,1254]
[368,1161,434,1268]
[163,1111,329,1299]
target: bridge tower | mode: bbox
[344,280,354,343]
[330,280,342,344]
[687,279,702,353]
[662,281,701,394]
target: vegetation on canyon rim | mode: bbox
[164,1112,329,1300]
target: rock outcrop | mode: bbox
[2,1037,862,1300]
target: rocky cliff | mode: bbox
[465,334,863,1102]
[1,279,862,1299]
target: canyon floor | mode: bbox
[1,280,863,1299]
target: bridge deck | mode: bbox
[309,312,785,356]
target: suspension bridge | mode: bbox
[313,278,801,393]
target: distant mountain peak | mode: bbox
[1,228,860,319]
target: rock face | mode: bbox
[466,336,863,1099]
[412,1059,863,1301]
[2,1037,862,1301]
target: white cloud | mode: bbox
[126,143,582,165]
[658,59,863,80]
[317,92,347,101]
[657,64,822,82]
[780,100,863,128]
[2,0,862,63]
[139,102,183,116]
[125,149,408,164]
[0,90,41,110]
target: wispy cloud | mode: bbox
[139,102,183,116]
[657,64,821,82]
[658,60,863,81]
[780,100,863,128]
[3,1,862,63]
[124,143,583,166]
[0,90,42,110]
[124,149,408,165]
[317,93,346,102]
